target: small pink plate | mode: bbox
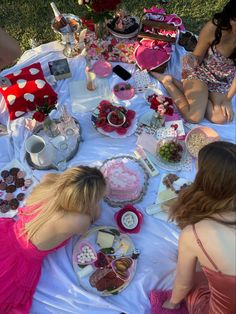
[113,83,135,100]
[92,60,112,77]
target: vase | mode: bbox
[94,20,108,40]
[43,116,60,138]
[150,111,165,129]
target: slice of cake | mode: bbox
[102,161,141,201]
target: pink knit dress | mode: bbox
[0,206,69,314]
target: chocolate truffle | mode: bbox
[1,170,9,178]
[9,167,20,176]
[6,184,16,193]
[9,198,19,210]
[0,182,7,191]
[16,193,25,201]
[15,178,25,188]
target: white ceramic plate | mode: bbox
[121,211,139,230]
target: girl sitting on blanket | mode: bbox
[0,166,106,314]
[151,0,236,124]
[162,141,236,313]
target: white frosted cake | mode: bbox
[102,161,141,201]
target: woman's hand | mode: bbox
[220,99,234,122]
[162,300,180,310]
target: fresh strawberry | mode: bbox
[102,124,115,132]
[126,110,135,120]
[116,127,128,135]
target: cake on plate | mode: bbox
[101,161,141,201]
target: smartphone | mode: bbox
[113,65,132,81]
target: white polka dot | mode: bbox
[15,111,25,117]
[13,70,22,76]
[7,94,16,105]
[24,93,34,102]
[29,68,39,75]
[17,79,27,89]
[35,79,45,89]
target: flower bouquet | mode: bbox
[94,100,136,135]
[32,96,57,122]
[147,94,174,116]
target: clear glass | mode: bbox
[52,135,69,171]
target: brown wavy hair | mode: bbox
[169,141,236,229]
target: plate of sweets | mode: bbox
[91,100,137,138]
[113,83,135,101]
[0,159,37,218]
[72,226,138,296]
[100,155,149,207]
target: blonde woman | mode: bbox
[162,141,236,313]
[0,166,106,314]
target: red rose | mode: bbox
[33,111,46,122]
[165,106,174,116]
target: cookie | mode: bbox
[4,175,14,184]
[9,167,20,176]
[15,178,25,188]
[1,170,9,178]
[9,198,19,210]
[6,185,16,193]
[16,193,25,201]
[0,182,7,191]
[24,179,33,187]
[17,171,26,179]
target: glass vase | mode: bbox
[94,20,108,40]
[43,116,60,138]
[150,111,165,129]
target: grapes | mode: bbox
[158,140,183,163]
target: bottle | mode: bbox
[50,2,71,33]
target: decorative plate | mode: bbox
[113,83,135,101]
[154,138,187,172]
[100,155,149,207]
[91,104,137,139]
[25,118,81,170]
[72,226,137,296]
[92,60,112,78]
[0,159,38,218]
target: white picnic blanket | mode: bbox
[0,41,235,314]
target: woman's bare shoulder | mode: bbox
[58,212,91,235]
[200,21,216,40]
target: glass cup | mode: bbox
[52,135,69,171]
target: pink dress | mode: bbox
[186,225,236,314]
[0,206,69,314]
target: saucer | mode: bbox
[113,83,135,100]
[92,60,112,78]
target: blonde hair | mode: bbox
[23,166,106,240]
[169,141,236,229]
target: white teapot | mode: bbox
[25,135,55,167]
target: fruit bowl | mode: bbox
[107,110,126,127]
[156,137,186,165]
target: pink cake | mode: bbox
[102,161,141,201]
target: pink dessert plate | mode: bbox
[92,60,112,78]
[113,83,135,100]
[114,204,143,234]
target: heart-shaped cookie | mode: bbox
[24,93,35,102]
[7,95,16,105]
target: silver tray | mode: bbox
[100,155,149,207]
[25,118,81,171]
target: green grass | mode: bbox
[0,0,228,51]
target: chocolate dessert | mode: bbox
[9,167,20,176]
[9,198,19,210]
[1,170,9,178]
[6,185,16,193]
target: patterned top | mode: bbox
[185,46,236,94]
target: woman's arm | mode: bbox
[0,28,21,70]
[163,226,197,308]
[191,21,215,64]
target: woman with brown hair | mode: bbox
[162,141,236,313]
[151,0,236,124]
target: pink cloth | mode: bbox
[0,206,69,314]
[150,290,189,314]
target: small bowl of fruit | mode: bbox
[156,137,186,165]
[107,109,126,127]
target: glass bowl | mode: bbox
[156,137,186,166]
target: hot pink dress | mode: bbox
[186,225,236,314]
[0,206,69,314]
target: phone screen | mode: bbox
[112,65,132,81]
